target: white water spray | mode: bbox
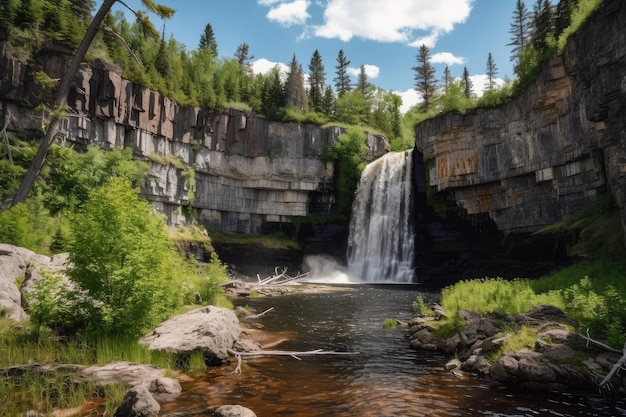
[347,150,415,283]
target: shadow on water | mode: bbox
[160,286,626,417]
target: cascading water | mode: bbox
[347,150,415,283]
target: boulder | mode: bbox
[0,244,69,321]
[81,361,181,402]
[140,306,240,364]
[214,405,257,417]
[113,385,160,417]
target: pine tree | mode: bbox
[234,42,254,71]
[261,66,286,120]
[553,0,575,37]
[462,66,473,99]
[69,0,95,19]
[485,52,498,91]
[531,0,554,53]
[507,0,531,63]
[334,49,351,97]
[322,85,335,116]
[199,22,218,56]
[443,65,452,87]
[357,64,370,95]
[155,37,170,77]
[285,54,307,111]
[411,44,437,111]
[308,49,325,113]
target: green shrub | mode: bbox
[412,295,433,317]
[382,319,398,329]
[0,198,51,252]
[68,177,187,336]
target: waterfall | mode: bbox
[347,150,415,283]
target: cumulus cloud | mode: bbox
[469,74,507,97]
[266,0,311,27]
[396,88,420,114]
[347,64,380,79]
[314,0,471,44]
[431,52,467,66]
[251,58,290,80]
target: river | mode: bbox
[159,286,625,417]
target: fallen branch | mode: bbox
[251,307,274,318]
[227,348,357,360]
[584,329,621,354]
[258,267,310,286]
[599,340,626,387]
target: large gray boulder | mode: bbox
[113,385,160,417]
[140,306,240,364]
[81,361,181,402]
[0,244,69,321]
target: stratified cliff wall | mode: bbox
[415,0,625,238]
[0,45,388,234]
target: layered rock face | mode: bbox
[415,0,625,238]
[0,46,388,234]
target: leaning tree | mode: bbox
[11,0,174,207]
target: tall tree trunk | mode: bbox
[11,0,117,206]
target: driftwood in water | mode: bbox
[599,340,626,388]
[227,348,357,375]
[257,267,309,285]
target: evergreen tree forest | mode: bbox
[0,0,603,158]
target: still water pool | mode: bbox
[160,286,625,417]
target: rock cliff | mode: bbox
[0,44,388,235]
[415,0,625,240]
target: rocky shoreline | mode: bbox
[408,304,625,396]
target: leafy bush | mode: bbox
[0,198,51,252]
[24,273,91,340]
[68,177,187,336]
[45,145,149,214]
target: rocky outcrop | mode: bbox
[409,305,621,392]
[0,46,388,234]
[415,0,626,240]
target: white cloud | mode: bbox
[266,0,311,27]
[408,31,441,49]
[251,58,290,80]
[396,88,420,114]
[469,74,506,97]
[314,0,471,44]
[347,64,380,79]
[431,52,466,66]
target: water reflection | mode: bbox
[161,287,625,417]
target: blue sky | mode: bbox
[98,0,525,112]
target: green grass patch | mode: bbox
[382,319,398,329]
[208,228,300,250]
[170,224,215,254]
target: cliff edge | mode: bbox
[415,0,625,242]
